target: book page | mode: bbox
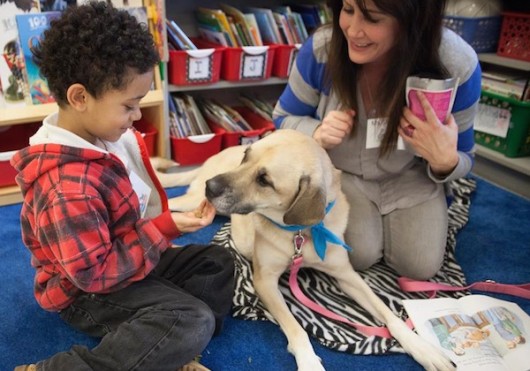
[403,296,530,371]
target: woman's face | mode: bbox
[339,0,399,70]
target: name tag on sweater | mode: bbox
[129,170,151,218]
[366,118,406,150]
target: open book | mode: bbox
[403,295,530,371]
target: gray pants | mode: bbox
[342,177,448,280]
[38,244,234,371]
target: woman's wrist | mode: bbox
[429,153,459,177]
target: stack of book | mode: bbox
[192,3,331,48]
[481,68,529,101]
[168,93,212,138]
[199,99,253,133]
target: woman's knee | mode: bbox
[348,246,383,271]
[387,252,444,280]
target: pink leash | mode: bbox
[398,277,530,299]
[287,232,529,339]
[288,232,412,339]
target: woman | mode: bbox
[273,0,481,280]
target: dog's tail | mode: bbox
[150,157,201,188]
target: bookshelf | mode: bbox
[475,53,530,199]
[164,0,293,100]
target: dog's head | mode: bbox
[205,129,339,226]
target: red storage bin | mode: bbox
[168,38,224,86]
[133,118,158,156]
[496,12,530,62]
[271,43,301,78]
[208,106,275,149]
[0,123,40,187]
[170,133,223,166]
[221,45,276,81]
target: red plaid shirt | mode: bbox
[11,134,181,311]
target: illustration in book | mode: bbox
[16,11,61,105]
[403,295,530,371]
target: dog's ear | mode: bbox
[284,176,326,226]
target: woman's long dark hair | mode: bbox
[326,0,448,156]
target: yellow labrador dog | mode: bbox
[153,129,454,371]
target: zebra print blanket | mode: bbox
[211,178,476,354]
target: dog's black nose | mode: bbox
[205,175,228,200]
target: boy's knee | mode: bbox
[189,302,216,338]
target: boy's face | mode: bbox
[81,71,153,144]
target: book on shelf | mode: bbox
[15,12,61,105]
[481,70,529,101]
[0,1,39,109]
[195,9,230,47]
[245,7,282,45]
[239,94,273,121]
[196,7,237,48]
[272,12,295,45]
[169,94,212,138]
[220,4,262,47]
[403,295,530,371]
[166,19,197,51]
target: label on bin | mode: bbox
[476,103,511,138]
[186,49,214,82]
[240,46,268,79]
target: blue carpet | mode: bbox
[1,177,529,370]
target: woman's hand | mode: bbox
[171,199,216,233]
[314,109,355,149]
[398,91,459,177]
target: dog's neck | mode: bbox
[263,201,351,261]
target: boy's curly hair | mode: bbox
[32,1,160,107]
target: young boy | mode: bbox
[11,2,234,370]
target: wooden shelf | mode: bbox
[0,185,23,206]
[0,89,164,127]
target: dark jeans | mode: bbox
[38,244,234,371]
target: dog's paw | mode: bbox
[402,333,456,371]
[295,353,325,371]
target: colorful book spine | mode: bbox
[16,12,61,105]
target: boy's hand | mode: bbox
[171,199,216,233]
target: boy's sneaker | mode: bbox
[14,365,36,371]
[178,360,210,371]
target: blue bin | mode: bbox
[443,16,502,53]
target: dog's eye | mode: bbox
[256,172,271,187]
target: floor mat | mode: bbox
[211,178,476,354]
